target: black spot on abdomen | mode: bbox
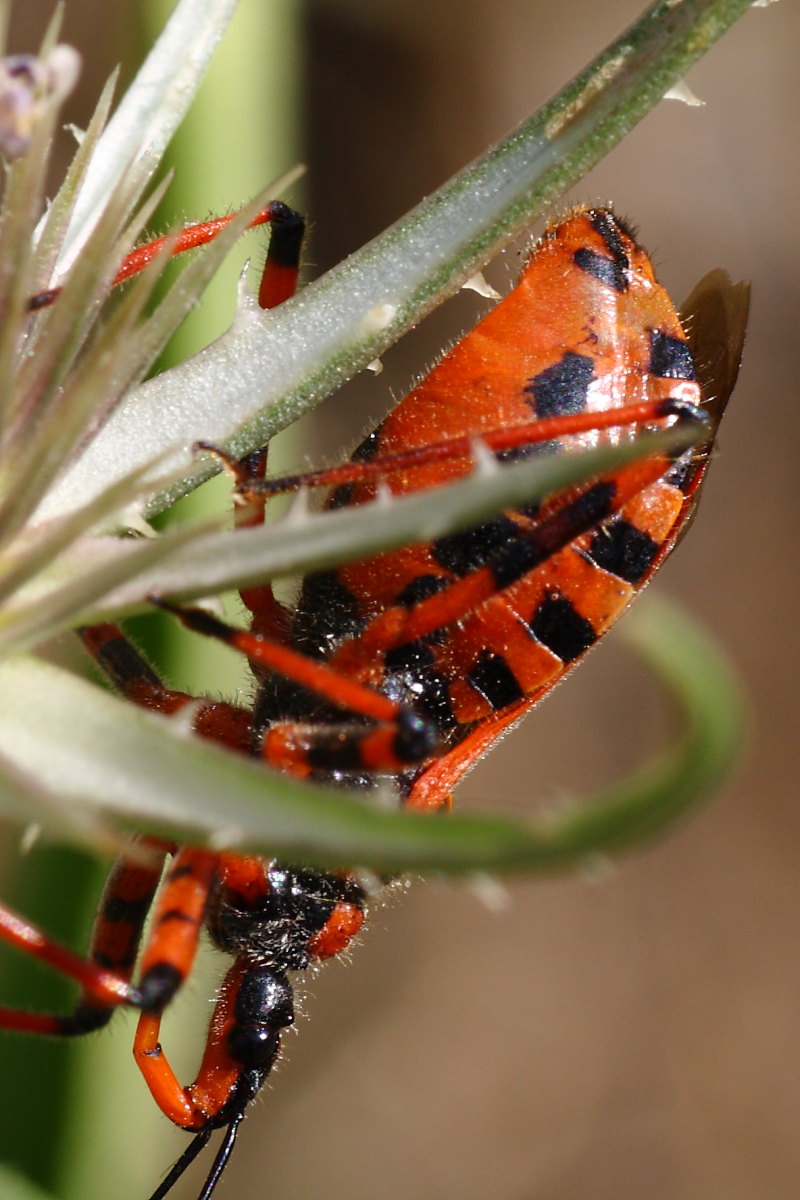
[528,592,596,663]
[586,519,660,584]
[649,330,696,380]
[524,352,594,419]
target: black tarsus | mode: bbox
[263,199,305,269]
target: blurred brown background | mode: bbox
[5,2,800,1199]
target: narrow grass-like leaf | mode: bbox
[0,162,157,545]
[0,513,221,654]
[0,458,177,612]
[29,72,118,297]
[55,0,240,275]
[0,76,65,427]
[0,752,122,859]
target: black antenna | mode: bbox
[147,1128,214,1200]
[145,1075,259,1200]
[196,1113,245,1200]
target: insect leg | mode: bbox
[150,599,439,775]
[236,396,707,500]
[78,622,256,753]
[26,198,297,312]
[207,202,306,639]
[132,847,220,1127]
[0,836,171,1034]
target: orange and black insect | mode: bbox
[0,202,747,1200]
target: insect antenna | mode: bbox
[196,1113,246,1200]
[146,1128,213,1200]
[146,1076,256,1200]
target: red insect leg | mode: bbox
[79,623,255,753]
[0,836,170,1034]
[0,908,135,1032]
[25,199,299,313]
[234,447,298,646]
[151,598,438,776]
[235,396,700,501]
[233,202,305,641]
[132,848,221,1128]
[134,962,248,1131]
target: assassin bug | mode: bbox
[0,201,747,1200]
